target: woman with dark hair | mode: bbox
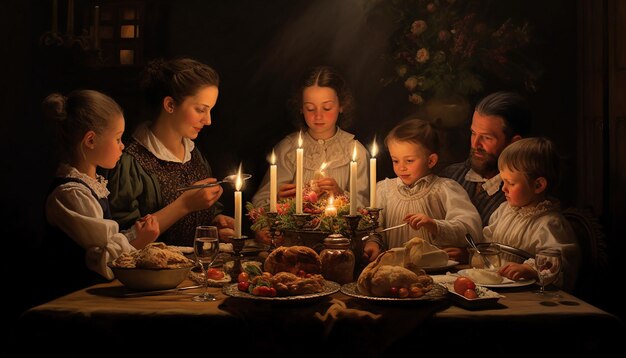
[104,58,234,246]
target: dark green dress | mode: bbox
[104,139,223,246]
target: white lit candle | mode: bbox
[234,165,243,237]
[349,141,358,215]
[325,195,337,217]
[269,150,277,212]
[296,131,304,214]
[370,138,378,208]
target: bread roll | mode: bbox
[264,246,322,275]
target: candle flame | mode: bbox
[298,131,303,148]
[235,163,243,191]
[319,162,327,171]
[371,137,378,158]
[270,150,276,165]
[352,141,357,162]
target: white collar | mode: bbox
[464,169,502,196]
[57,163,110,198]
[132,122,195,163]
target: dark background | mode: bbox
[5,0,622,335]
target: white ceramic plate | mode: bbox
[442,283,504,308]
[457,269,536,288]
[422,260,460,273]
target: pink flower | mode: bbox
[415,48,430,63]
[303,190,318,203]
[408,93,424,105]
[410,20,428,36]
[404,76,419,91]
[438,30,451,42]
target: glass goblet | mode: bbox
[193,225,220,302]
[534,249,562,297]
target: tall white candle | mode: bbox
[296,132,304,214]
[349,141,358,215]
[370,139,378,208]
[234,167,243,237]
[269,150,277,212]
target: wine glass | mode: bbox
[193,225,220,302]
[534,249,562,297]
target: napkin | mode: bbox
[315,298,382,323]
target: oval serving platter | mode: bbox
[340,282,448,302]
[223,280,340,301]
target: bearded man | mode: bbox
[439,91,532,226]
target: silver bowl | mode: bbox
[109,265,192,291]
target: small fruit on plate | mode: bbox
[237,272,249,283]
[206,268,225,280]
[390,286,399,297]
[238,281,250,292]
[454,276,476,295]
[463,288,478,299]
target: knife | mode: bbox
[123,284,203,297]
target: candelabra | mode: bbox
[364,207,382,227]
[266,211,279,252]
[230,235,248,282]
[292,213,311,230]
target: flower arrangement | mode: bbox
[380,0,541,105]
[246,187,376,234]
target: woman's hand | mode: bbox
[404,213,437,235]
[313,177,343,196]
[498,262,537,281]
[213,214,235,242]
[177,178,223,213]
[278,183,296,198]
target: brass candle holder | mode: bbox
[230,235,248,282]
[364,207,382,227]
[292,213,311,230]
[266,211,279,252]
[342,214,364,278]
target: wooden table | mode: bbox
[17,279,624,356]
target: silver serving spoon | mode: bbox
[177,173,252,192]
[361,222,408,241]
[464,233,496,270]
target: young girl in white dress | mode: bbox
[44,90,159,295]
[487,137,580,291]
[252,66,369,210]
[364,118,482,261]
